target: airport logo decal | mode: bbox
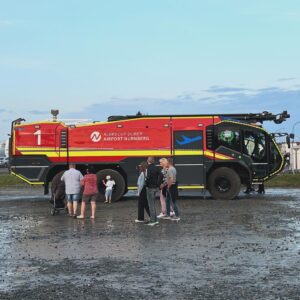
[90,131,102,142]
[176,135,202,146]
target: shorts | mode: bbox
[105,189,113,198]
[82,194,97,203]
[66,193,81,202]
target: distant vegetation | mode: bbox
[0,173,27,186]
[0,172,299,188]
[265,173,300,188]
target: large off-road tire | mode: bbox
[97,169,126,202]
[208,167,241,200]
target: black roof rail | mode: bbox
[222,111,290,124]
[107,111,290,124]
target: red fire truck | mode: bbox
[9,110,289,200]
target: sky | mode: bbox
[1,0,300,142]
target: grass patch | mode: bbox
[0,173,28,187]
[1,172,299,188]
[265,173,300,188]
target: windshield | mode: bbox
[269,139,283,174]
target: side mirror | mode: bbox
[286,136,291,148]
[289,133,295,139]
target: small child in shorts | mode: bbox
[102,175,115,203]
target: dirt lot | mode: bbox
[0,188,300,299]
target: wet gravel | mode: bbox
[0,188,300,299]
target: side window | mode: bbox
[216,128,241,152]
[174,130,203,150]
[269,142,282,172]
[243,130,266,161]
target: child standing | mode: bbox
[77,166,98,219]
[103,175,115,203]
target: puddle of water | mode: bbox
[1,187,300,202]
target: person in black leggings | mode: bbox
[135,161,150,223]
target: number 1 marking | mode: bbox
[34,129,42,145]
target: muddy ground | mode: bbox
[0,188,300,299]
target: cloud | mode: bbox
[72,87,298,117]
[28,110,49,115]
[206,85,249,93]
[0,20,14,27]
[63,84,299,137]
[2,83,296,140]
[0,109,13,113]
[256,87,282,93]
[278,77,296,82]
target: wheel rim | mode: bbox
[215,176,231,193]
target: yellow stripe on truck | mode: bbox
[18,148,204,157]
[17,147,232,160]
[11,171,44,185]
[204,150,233,160]
[127,185,205,190]
[18,149,172,157]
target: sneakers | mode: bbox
[146,221,159,226]
[157,213,166,219]
[170,211,175,217]
[134,219,145,223]
[162,215,180,221]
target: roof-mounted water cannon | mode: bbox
[51,109,59,122]
[274,110,290,124]
[226,110,290,124]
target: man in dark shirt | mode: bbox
[145,156,160,226]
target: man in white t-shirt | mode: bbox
[102,175,115,203]
[61,164,83,217]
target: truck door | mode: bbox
[242,129,268,179]
[173,130,204,186]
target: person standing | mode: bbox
[61,164,83,218]
[164,158,180,221]
[102,176,115,203]
[157,158,174,218]
[77,166,98,219]
[135,161,150,223]
[145,157,160,226]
